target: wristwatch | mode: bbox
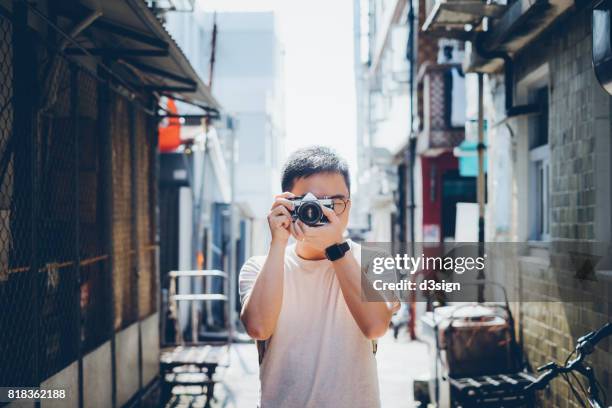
[325,241,350,261]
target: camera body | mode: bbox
[289,192,334,226]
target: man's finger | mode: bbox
[271,205,292,218]
[293,221,305,241]
[280,217,291,229]
[274,192,296,199]
[320,205,339,223]
[271,198,295,211]
[297,221,313,236]
[271,214,291,229]
[289,222,301,241]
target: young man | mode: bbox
[239,146,398,408]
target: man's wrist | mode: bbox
[270,239,288,249]
[325,241,350,261]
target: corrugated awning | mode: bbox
[54,0,220,112]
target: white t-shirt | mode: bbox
[239,241,381,408]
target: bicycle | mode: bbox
[524,322,612,407]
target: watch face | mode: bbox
[327,246,342,259]
[326,242,349,260]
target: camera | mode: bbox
[289,192,334,226]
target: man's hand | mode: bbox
[291,205,344,251]
[268,192,295,244]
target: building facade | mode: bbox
[419,1,612,406]
[355,0,474,244]
[472,9,612,406]
[354,0,411,242]
[196,11,286,257]
[357,0,612,405]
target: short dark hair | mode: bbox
[281,146,350,193]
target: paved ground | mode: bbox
[166,328,432,408]
[377,331,430,408]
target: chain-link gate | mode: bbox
[0,5,159,395]
[0,8,39,388]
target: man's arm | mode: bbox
[294,206,399,339]
[239,193,294,340]
[240,242,286,340]
[332,253,398,339]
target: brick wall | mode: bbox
[511,10,611,242]
[487,8,612,407]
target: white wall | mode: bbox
[164,12,293,256]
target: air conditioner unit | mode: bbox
[438,39,465,65]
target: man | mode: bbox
[239,146,398,408]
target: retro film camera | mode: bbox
[289,192,335,226]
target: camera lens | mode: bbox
[297,202,323,226]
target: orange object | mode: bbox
[197,251,205,269]
[158,98,181,152]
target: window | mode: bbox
[528,86,550,241]
[531,146,550,240]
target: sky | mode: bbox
[197,0,359,173]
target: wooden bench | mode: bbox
[161,269,232,407]
[160,345,230,407]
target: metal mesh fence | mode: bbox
[77,69,113,354]
[135,108,157,319]
[36,56,80,382]
[111,94,138,330]
[0,11,38,387]
[0,8,158,388]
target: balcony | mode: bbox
[421,0,575,72]
[422,0,506,38]
[417,64,465,155]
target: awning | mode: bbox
[422,0,505,33]
[453,140,487,177]
[423,0,574,72]
[52,0,220,112]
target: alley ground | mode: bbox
[166,329,430,408]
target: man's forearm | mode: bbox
[240,241,286,340]
[332,253,395,339]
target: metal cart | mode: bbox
[420,282,536,408]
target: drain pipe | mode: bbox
[406,0,418,341]
[407,0,416,253]
[474,34,540,117]
[477,73,486,303]
[477,73,485,244]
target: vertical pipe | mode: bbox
[477,73,486,303]
[152,99,162,349]
[195,121,207,335]
[227,117,237,343]
[477,73,485,242]
[407,0,416,249]
[406,0,417,341]
[69,63,84,408]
